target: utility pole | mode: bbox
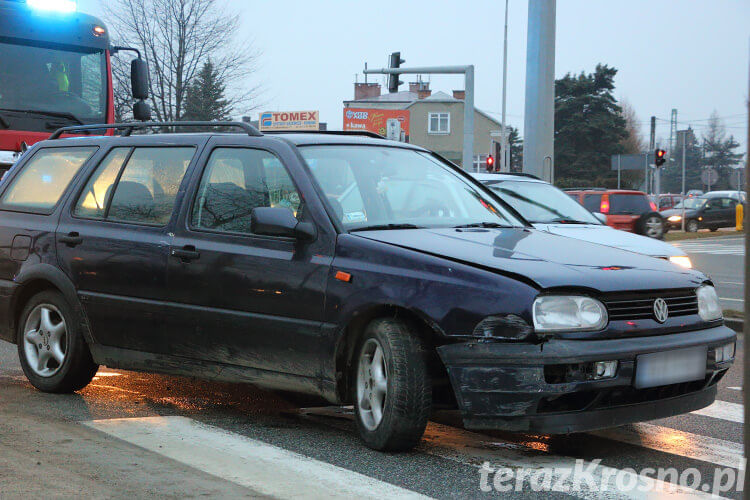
[678,129,687,232]
[522,0,556,182]
[365,64,475,169]
[499,0,510,172]
[648,116,655,193]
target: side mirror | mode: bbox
[250,207,317,240]
[131,59,149,100]
[133,100,151,121]
[593,212,607,224]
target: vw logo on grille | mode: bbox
[653,298,669,323]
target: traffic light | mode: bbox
[655,149,667,167]
[486,155,495,171]
[387,51,405,93]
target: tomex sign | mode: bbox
[259,111,319,131]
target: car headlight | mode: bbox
[532,295,608,333]
[667,215,682,222]
[696,285,722,321]
[669,255,693,268]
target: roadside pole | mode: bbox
[648,116,655,193]
[681,131,686,232]
[499,0,509,172]
[617,155,621,189]
[744,40,748,489]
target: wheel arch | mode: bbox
[333,304,448,404]
[11,265,91,345]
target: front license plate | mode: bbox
[634,346,707,389]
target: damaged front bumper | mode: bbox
[437,325,736,434]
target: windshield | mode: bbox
[674,198,707,210]
[485,180,600,224]
[299,146,523,230]
[0,41,107,131]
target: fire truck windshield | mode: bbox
[0,41,107,132]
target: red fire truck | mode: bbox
[0,0,148,176]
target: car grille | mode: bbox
[602,289,698,321]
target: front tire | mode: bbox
[637,212,665,239]
[353,318,431,451]
[17,290,98,393]
[686,219,699,233]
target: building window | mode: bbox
[472,155,489,172]
[428,112,450,134]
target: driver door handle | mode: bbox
[171,245,200,262]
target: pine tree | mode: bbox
[553,64,628,188]
[661,128,703,193]
[700,111,743,190]
[508,126,523,172]
[182,60,233,126]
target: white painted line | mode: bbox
[692,400,744,424]
[727,387,742,391]
[719,297,743,303]
[84,416,430,500]
[591,423,743,469]
[298,408,718,498]
[716,281,745,286]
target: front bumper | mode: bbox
[437,325,735,434]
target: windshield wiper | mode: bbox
[544,218,593,225]
[452,222,513,229]
[0,108,85,126]
[350,223,422,232]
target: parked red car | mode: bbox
[566,189,665,239]
[651,193,684,212]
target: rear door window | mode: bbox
[582,194,602,212]
[0,146,97,213]
[74,147,195,225]
[609,194,651,214]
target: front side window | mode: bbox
[74,147,195,225]
[428,112,450,134]
[1,147,97,212]
[191,148,301,235]
[0,41,107,132]
[300,145,522,230]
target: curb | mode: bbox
[724,318,744,333]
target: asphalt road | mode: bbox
[0,335,744,499]
[672,235,745,312]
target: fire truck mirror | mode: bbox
[131,59,150,100]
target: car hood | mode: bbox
[533,223,685,258]
[355,227,704,292]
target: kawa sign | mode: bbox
[259,111,319,131]
[343,108,410,142]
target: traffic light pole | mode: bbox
[365,65,475,170]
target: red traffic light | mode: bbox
[655,149,667,167]
[486,155,495,171]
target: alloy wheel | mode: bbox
[23,304,67,377]
[356,338,388,431]
[644,216,664,238]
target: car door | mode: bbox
[57,140,205,352]
[720,198,738,227]
[702,198,723,227]
[164,136,336,378]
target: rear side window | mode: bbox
[1,147,97,213]
[74,147,195,225]
[191,148,301,235]
[582,194,601,212]
[609,194,651,214]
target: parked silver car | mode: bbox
[473,173,692,268]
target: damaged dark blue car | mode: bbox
[0,122,735,451]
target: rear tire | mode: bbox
[353,318,432,451]
[686,219,699,233]
[17,290,98,393]
[709,227,719,232]
[636,212,664,239]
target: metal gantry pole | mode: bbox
[364,65,475,170]
[522,0,556,182]
[681,131,687,232]
[500,0,509,172]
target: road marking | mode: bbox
[298,408,719,498]
[716,281,744,286]
[672,239,745,256]
[84,416,430,500]
[692,400,744,423]
[590,423,742,469]
[727,387,742,391]
[719,297,744,302]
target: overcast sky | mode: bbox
[83,0,749,153]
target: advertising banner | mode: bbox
[343,108,410,142]
[259,111,319,131]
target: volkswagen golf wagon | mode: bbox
[0,122,735,451]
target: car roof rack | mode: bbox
[49,121,263,140]
[265,130,385,140]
